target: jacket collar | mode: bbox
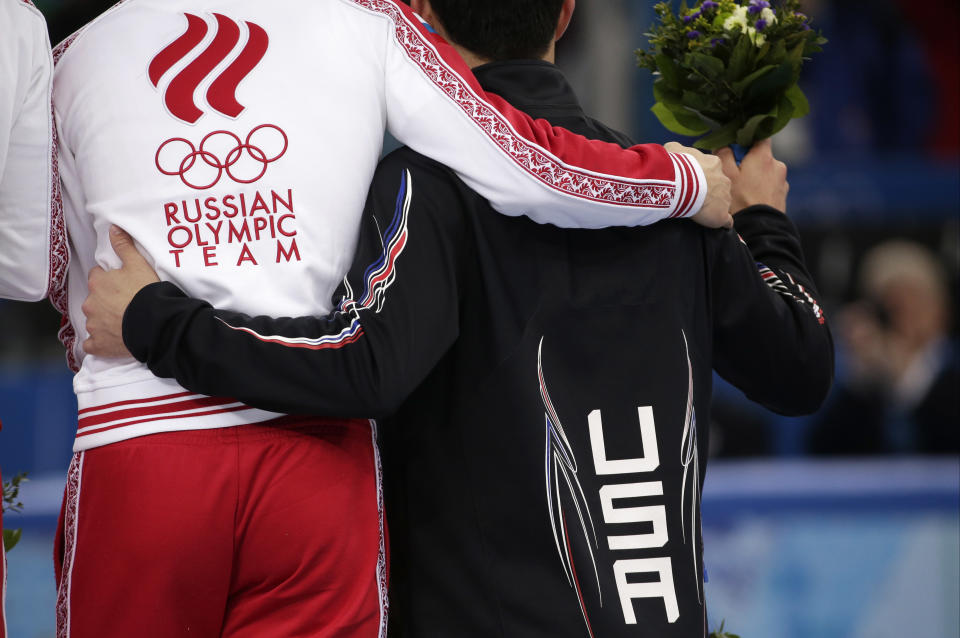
[472,60,583,119]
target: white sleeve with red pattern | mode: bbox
[0,0,61,301]
[358,0,706,229]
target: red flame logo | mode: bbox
[148,13,268,124]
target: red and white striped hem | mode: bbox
[667,151,706,219]
[74,385,283,451]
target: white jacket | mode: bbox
[53,0,707,450]
[0,0,62,302]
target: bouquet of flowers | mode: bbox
[2,471,28,551]
[636,0,826,150]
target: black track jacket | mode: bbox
[123,61,833,638]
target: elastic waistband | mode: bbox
[74,377,285,451]
[80,415,372,448]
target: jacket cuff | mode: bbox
[122,281,187,363]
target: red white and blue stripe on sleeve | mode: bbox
[215,169,413,349]
[757,263,825,325]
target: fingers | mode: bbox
[691,204,734,229]
[109,225,142,265]
[87,265,105,291]
[715,147,739,182]
[742,138,774,166]
[740,138,771,161]
[665,141,706,160]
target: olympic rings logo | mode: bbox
[155,124,288,190]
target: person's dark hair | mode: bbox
[427,0,565,62]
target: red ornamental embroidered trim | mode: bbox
[351,0,677,208]
[55,453,83,638]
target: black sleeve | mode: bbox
[123,151,468,418]
[711,205,834,415]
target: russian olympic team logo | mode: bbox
[148,12,268,124]
[156,124,288,190]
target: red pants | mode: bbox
[54,419,386,638]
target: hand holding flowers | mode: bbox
[637,0,826,150]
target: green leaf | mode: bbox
[757,95,795,140]
[681,90,715,113]
[743,61,793,105]
[693,119,742,150]
[665,101,714,132]
[653,78,683,106]
[736,111,775,146]
[651,102,711,136]
[708,619,742,638]
[3,528,22,552]
[762,39,787,66]
[731,64,775,95]
[687,52,725,78]
[682,104,724,130]
[3,471,29,514]
[787,39,805,66]
[726,34,754,81]
[784,84,810,117]
[655,54,683,88]
[755,40,771,60]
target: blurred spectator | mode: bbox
[810,240,959,454]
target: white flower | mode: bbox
[761,7,777,25]
[745,26,766,46]
[723,6,749,31]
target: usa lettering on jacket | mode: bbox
[590,407,680,625]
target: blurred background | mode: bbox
[2,0,958,636]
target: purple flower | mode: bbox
[748,0,770,13]
[687,30,702,39]
[755,18,767,29]
[710,37,725,47]
[683,14,695,23]
[701,1,719,9]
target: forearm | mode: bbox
[379,0,705,228]
[715,206,834,414]
[123,282,436,417]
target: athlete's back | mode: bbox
[56,1,393,446]
[54,0,709,450]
